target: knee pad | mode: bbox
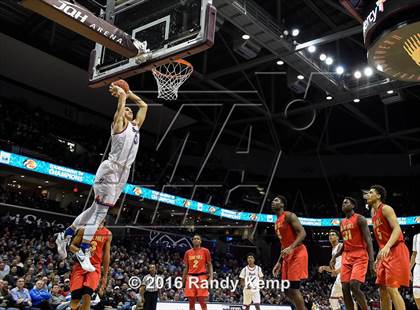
[414,287,420,299]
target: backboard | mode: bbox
[88,0,216,88]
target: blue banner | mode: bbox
[1,150,419,226]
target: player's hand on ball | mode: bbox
[109,84,127,98]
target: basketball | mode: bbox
[112,79,130,93]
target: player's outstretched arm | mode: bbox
[127,91,148,128]
[99,232,112,296]
[111,84,128,132]
[378,205,402,259]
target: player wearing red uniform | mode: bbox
[271,196,308,310]
[366,185,410,310]
[331,197,374,310]
[182,235,213,310]
[69,221,112,310]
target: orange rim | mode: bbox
[152,59,193,78]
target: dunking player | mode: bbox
[69,219,112,310]
[318,230,343,310]
[56,80,147,272]
[331,197,374,310]
[366,185,410,310]
[182,235,213,310]
[272,195,308,310]
[411,232,420,309]
[239,253,264,310]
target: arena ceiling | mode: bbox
[1,0,420,157]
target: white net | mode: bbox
[152,59,193,100]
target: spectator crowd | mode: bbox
[0,211,417,310]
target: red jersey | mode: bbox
[372,204,404,249]
[340,213,366,252]
[275,211,297,248]
[89,226,111,266]
[184,247,211,274]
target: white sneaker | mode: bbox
[55,232,68,259]
[75,249,96,272]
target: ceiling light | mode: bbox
[376,65,384,72]
[45,180,49,183]
[387,90,394,94]
[308,46,316,53]
[320,54,327,61]
[12,180,16,183]
[292,29,299,37]
[364,66,373,77]
[276,60,284,65]
[336,66,344,75]
[20,175,25,178]
[354,70,362,79]
[38,185,42,189]
[242,34,250,40]
[353,98,360,103]
[325,57,334,65]
[297,75,304,80]
[326,96,333,100]
[283,30,289,36]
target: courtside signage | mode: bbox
[1,150,419,226]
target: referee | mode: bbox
[140,264,160,310]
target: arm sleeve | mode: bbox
[414,234,418,252]
[239,268,245,279]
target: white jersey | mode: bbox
[413,233,420,265]
[108,122,140,168]
[239,265,263,291]
[332,243,342,270]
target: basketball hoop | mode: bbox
[152,59,193,100]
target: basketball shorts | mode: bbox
[376,242,410,288]
[184,275,209,297]
[94,160,130,206]
[243,289,261,305]
[281,244,308,281]
[341,249,368,283]
[70,264,101,292]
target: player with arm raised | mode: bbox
[271,195,308,310]
[56,79,147,272]
[68,219,112,310]
[367,185,410,310]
